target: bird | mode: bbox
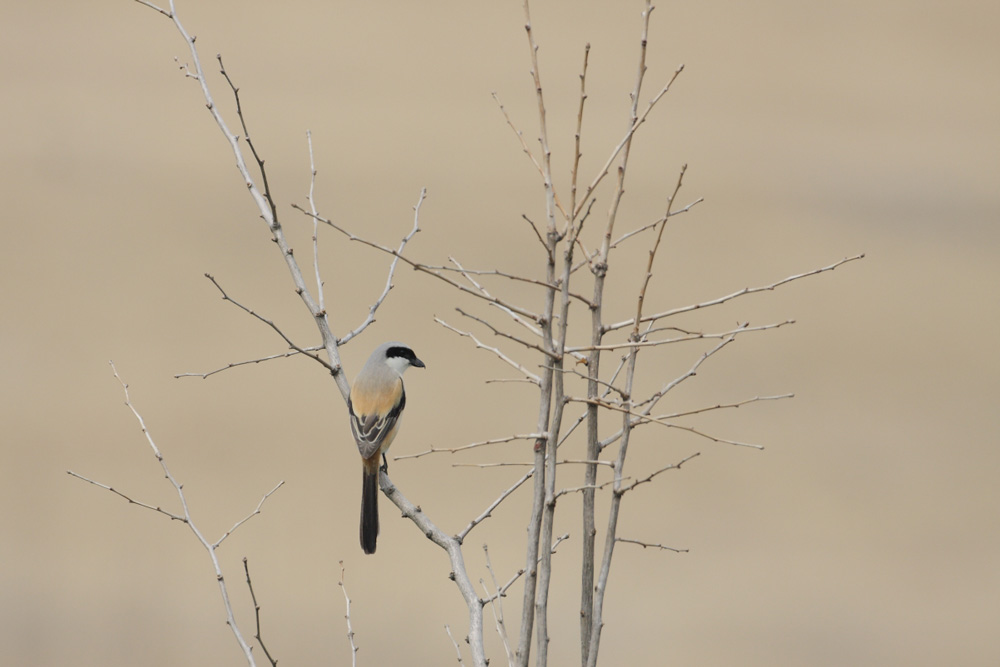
[348,342,425,554]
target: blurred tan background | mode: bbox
[2,0,997,665]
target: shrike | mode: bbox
[348,342,425,554]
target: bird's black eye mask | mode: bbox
[386,346,424,367]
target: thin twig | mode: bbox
[294,205,544,324]
[616,538,688,553]
[243,558,279,667]
[415,263,591,308]
[215,481,284,548]
[482,533,570,605]
[204,274,334,372]
[306,130,325,314]
[436,317,542,384]
[519,214,550,257]
[569,43,590,221]
[396,434,545,461]
[339,189,425,345]
[68,361,277,665]
[338,561,358,667]
[620,452,700,493]
[450,257,545,340]
[491,92,568,221]
[555,478,617,498]
[174,346,324,379]
[458,469,536,542]
[577,396,766,449]
[445,625,466,666]
[574,63,684,221]
[65,471,185,521]
[217,54,278,227]
[456,308,555,358]
[569,320,794,353]
[136,0,352,399]
[605,254,866,333]
[482,545,516,667]
[379,473,486,666]
[654,394,794,421]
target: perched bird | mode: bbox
[348,342,425,554]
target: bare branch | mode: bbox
[379,473,486,667]
[205,274,335,373]
[482,545,516,667]
[553,366,626,399]
[214,481,284,548]
[436,317,541,384]
[620,452,700,493]
[655,394,794,421]
[451,459,612,470]
[294,205,544,324]
[492,92,568,222]
[445,625,466,667]
[579,396,766,450]
[555,478,616,498]
[568,320,794,353]
[134,0,353,399]
[305,130,325,314]
[516,6,561,662]
[631,334,738,412]
[450,257,545,340]
[630,164,689,340]
[418,262,574,298]
[338,561,358,667]
[574,63,684,221]
[457,308,555,358]
[396,434,545,461]
[339,189,425,345]
[217,54,278,226]
[458,469,536,542]
[608,196,703,250]
[519,214,550,257]
[569,43,590,220]
[69,361,272,665]
[605,254,866,333]
[174,346,324,379]
[597,335,743,451]
[65,471,185,522]
[133,0,171,17]
[482,533,570,606]
[615,538,688,553]
[243,558,279,667]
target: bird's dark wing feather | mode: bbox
[349,383,406,460]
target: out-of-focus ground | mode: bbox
[1,1,997,665]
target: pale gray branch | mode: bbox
[214,481,285,548]
[396,434,545,461]
[605,254,866,333]
[70,361,280,666]
[174,346,324,379]
[445,625,466,667]
[294,205,543,324]
[616,538,688,553]
[338,562,359,667]
[569,320,793,353]
[204,274,334,373]
[339,189,425,345]
[458,469,536,542]
[379,472,486,667]
[436,317,542,384]
[482,545,516,667]
[620,452,700,493]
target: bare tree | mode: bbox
[71,1,862,666]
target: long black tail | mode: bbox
[360,468,379,554]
